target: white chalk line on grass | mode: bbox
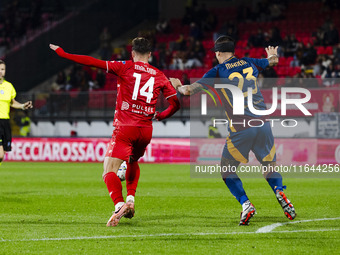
[1,227,340,243]
[256,217,340,233]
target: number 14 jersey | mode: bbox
[106,60,177,127]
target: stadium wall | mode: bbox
[28,119,316,138]
[5,137,340,164]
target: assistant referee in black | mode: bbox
[0,60,33,166]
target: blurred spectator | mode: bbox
[182,7,195,25]
[324,23,339,46]
[282,34,298,57]
[312,27,325,46]
[322,63,339,79]
[18,111,31,137]
[215,22,238,41]
[262,67,278,88]
[169,34,187,51]
[51,70,66,91]
[269,4,283,20]
[266,27,282,46]
[169,52,184,70]
[237,4,252,22]
[148,53,158,67]
[248,29,265,47]
[301,43,317,66]
[321,55,332,69]
[99,27,112,60]
[185,40,204,69]
[202,12,218,32]
[313,57,324,76]
[189,22,202,40]
[290,42,305,67]
[156,18,170,34]
[158,45,172,69]
[322,63,339,86]
[95,69,106,89]
[333,43,340,65]
[182,73,190,84]
[257,73,264,88]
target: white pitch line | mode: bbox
[256,217,340,233]
[1,228,340,243]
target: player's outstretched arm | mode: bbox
[266,46,279,67]
[169,78,203,96]
[49,44,107,70]
[11,99,33,110]
[154,96,180,121]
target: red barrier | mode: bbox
[5,137,340,164]
[5,138,190,163]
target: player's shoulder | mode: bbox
[3,80,14,88]
[240,57,253,63]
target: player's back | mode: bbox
[106,60,176,127]
[198,56,270,132]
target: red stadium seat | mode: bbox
[325,46,333,55]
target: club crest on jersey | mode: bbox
[0,90,4,94]
[121,101,129,110]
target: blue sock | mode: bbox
[266,172,285,193]
[224,173,248,205]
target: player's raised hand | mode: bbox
[49,44,60,51]
[265,46,278,57]
[265,46,279,66]
[169,78,182,90]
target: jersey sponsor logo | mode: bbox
[132,104,154,114]
[121,101,129,110]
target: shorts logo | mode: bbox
[121,101,129,110]
[0,90,4,94]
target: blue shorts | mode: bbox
[222,122,276,163]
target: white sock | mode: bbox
[126,195,135,203]
[242,200,251,211]
[115,202,125,212]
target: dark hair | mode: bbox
[132,37,152,55]
[213,35,235,53]
[0,60,5,65]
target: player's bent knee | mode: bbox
[220,157,240,179]
[261,161,276,177]
[103,156,124,177]
[0,152,5,162]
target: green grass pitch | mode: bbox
[0,162,339,254]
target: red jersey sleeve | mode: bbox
[160,75,177,99]
[106,60,130,76]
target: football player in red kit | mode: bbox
[50,37,180,226]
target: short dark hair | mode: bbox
[0,60,5,65]
[215,35,235,44]
[213,35,235,53]
[132,37,152,55]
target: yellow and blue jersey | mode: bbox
[0,80,16,119]
[197,56,269,132]
[197,56,275,163]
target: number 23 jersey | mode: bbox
[106,60,177,127]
